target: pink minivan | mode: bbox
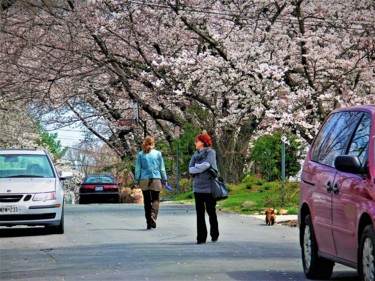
[299,105,375,280]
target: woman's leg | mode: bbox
[150,190,160,228]
[206,195,219,241]
[142,190,152,228]
[194,192,207,243]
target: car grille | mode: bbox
[0,213,56,221]
[0,195,23,203]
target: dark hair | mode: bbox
[195,134,212,147]
[142,136,155,153]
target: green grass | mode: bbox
[170,176,300,215]
[174,190,194,202]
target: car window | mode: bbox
[0,154,55,178]
[84,176,115,184]
[311,112,363,167]
[347,114,371,165]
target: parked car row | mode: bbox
[0,149,122,234]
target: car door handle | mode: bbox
[326,181,332,193]
[333,183,339,195]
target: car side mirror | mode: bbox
[335,155,366,174]
[60,172,73,180]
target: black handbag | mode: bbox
[208,167,228,201]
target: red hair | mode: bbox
[195,134,212,147]
[142,136,155,153]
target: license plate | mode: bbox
[95,186,104,191]
[0,206,19,213]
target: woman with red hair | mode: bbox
[189,134,219,244]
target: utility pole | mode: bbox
[175,141,179,193]
[281,132,286,206]
[144,120,147,138]
[174,126,181,193]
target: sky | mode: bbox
[42,111,86,149]
[50,125,85,149]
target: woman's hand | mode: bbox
[164,182,173,191]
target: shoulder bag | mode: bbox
[208,167,228,201]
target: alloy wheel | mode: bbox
[363,237,375,281]
[303,225,312,270]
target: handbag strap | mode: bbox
[215,152,221,177]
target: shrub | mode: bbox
[241,201,257,208]
[241,174,253,183]
[227,184,234,192]
[249,132,304,181]
[256,179,265,185]
[263,182,279,191]
[286,206,298,215]
[179,178,192,194]
[264,195,278,208]
[241,175,265,186]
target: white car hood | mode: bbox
[0,178,57,194]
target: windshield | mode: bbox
[84,175,115,184]
[0,154,55,178]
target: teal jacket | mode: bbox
[134,149,167,184]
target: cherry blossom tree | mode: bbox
[0,101,40,148]
[1,0,374,182]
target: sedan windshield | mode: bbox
[0,154,55,178]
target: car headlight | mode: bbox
[33,192,56,201]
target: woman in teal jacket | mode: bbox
[135,136,167,229]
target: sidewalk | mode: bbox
[249,214,298,223]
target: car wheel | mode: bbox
[45,206,64,235]
[359,225,375,281]
[56,208,64,234]
[301,214,334,279]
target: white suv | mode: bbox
[0,149,72,234]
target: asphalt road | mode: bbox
[0,203,359,281]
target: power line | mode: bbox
[126,0,375,26]
[115,0,374,33]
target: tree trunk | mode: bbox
[212,123,255,183]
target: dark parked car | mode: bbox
[79,174,120,204]
[299,105,375,280]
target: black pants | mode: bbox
[142,190,160,226]
[194,192,219,242]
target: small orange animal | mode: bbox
[131,188,144,204]
[120,187,133,203]
[265,208,276,225]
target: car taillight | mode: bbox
[81,185,95,189]
[103,185,118,190]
